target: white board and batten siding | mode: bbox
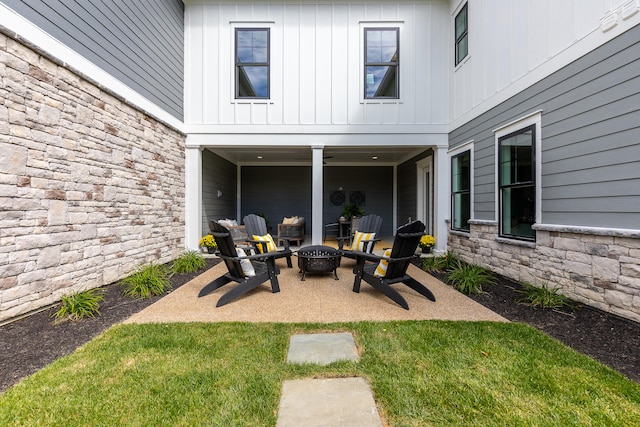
[184,1,450,136]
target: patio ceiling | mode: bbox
[206,145,427,166]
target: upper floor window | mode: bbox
[364,28,399,99]
[455,3,468,66]
[498,125,536,241]
[235,28,270,99]
[452,150,471,231]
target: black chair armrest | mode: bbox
[218,251,278,262]
[351,251,385,263]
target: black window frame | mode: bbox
[498,124,536,241]
[451,149,471,232]
[455,3,468,66]
[364,27,400,100]
[235,27,270,99]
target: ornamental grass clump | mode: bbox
[121,262,171,299]
[517,282,572,309]
[446,260,496,295]
[171,250,207,274]
[53,289,104,322]
[421,251,458,273]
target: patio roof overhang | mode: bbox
[186,129,449,166]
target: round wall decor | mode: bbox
[330,190,345,206]
[350,190,365,206]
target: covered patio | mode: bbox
[185,140,451,254]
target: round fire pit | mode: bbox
[296,245,342,281]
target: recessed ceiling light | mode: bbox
[257,155,263,159]
[372,156,378,160]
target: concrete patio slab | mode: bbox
[124,257,508,324]
[287,332,359,365]
[276,377,382,427]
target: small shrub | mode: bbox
[53,289,104,322]
[517,282,571,309]
[446,261,496,295]
[121,262,171,299]
[421,251,458,273]
[171,250,207,274]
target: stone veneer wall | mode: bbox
[448,220,640,323]
[0,32,186,323]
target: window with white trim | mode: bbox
[451,149,471,231]
[235,28,270,99]
[364,27,399,99]
[454,3,468,66]
[498,125,536,240]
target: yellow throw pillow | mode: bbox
[374,249,392,277]
[282,216,297,225]
[352,231,375,252]
[253,234,277,253]
[235,248,255,277]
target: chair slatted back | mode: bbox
[357,214,383,235]
[243,214,268,237]
[386,220,425,279]
[209,220,244,278]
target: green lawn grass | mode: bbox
[1,321,639,426]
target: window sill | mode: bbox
[454,54,470,72]
[495,236,536,248]
[360,100,404,105]
[231,100,273,105]
[450,229,470,237]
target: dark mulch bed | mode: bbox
[1,257,638,393]
[0,258,220,393]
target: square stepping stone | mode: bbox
[277,377,382,427]
[286,332,359,365]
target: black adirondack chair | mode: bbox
[339,214,383,259]
[243,214,293,268]
[199,221,280,307]
[352,220,436,310]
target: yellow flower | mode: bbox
[419,235,435,248]
[199,234,217,248]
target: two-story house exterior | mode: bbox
[1,0,639,323]
[183,1,451,249]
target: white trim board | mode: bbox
[0,3,183,132]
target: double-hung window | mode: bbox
[364,28,399,99]
[455,3,468,66]
[451,150,471,231]
[235,28,270,99]
[498,125,536,240]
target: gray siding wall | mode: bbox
[238,166,394,237]
[450,24,640,230]
[241,166,312,235]
[3,0,184,120]
[397,150,432,229]
[324,166,394,237]
[202,149,237,233]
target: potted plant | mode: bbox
[341,204,364,220]
[199,234,217,254]
[419,235,435,253]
